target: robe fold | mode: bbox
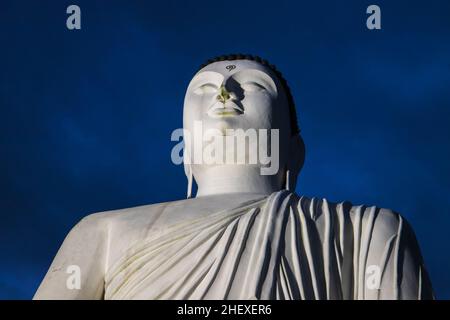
[104,191,433,300]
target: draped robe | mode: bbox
[104,191,433,300]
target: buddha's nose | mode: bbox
[216,85,231,103]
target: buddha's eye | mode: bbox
[193,83,218,95]
[241,81,266,92]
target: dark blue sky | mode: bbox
[1,0,449,299]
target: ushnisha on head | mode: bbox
[183,54,305,197]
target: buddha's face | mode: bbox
[183,59,292,179]
[183,60,290,139]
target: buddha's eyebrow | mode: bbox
[231,69,277,92]
[232,68,269,78]
[191,71,224,86]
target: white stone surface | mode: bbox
[34,59,433,299]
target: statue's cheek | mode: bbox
[242,93,275,115]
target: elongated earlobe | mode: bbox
[285,169,291,191]
[187,165,193,198]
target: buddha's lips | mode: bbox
[208,108,242,117]
[208,101,244,117]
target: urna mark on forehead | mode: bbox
[190,59,281,94]
[197,59,273,75]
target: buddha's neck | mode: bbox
[194,165,284,197]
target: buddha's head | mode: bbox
[183,54,305,196]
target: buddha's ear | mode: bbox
[286,134,306,191]
[183,148,194,198]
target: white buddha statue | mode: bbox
[34,54,433,300]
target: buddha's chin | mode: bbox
[204,119,238,136]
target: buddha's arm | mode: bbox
[394,217,434,299]
[33,213,109,300]
[369,210,434,300]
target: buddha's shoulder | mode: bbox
[70,193,270,234]
[72,198,193,231]
[297,195,410,239]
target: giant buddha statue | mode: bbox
[34,54,433,300]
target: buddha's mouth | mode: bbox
[208,101,244,118]
[209,108,241,117]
